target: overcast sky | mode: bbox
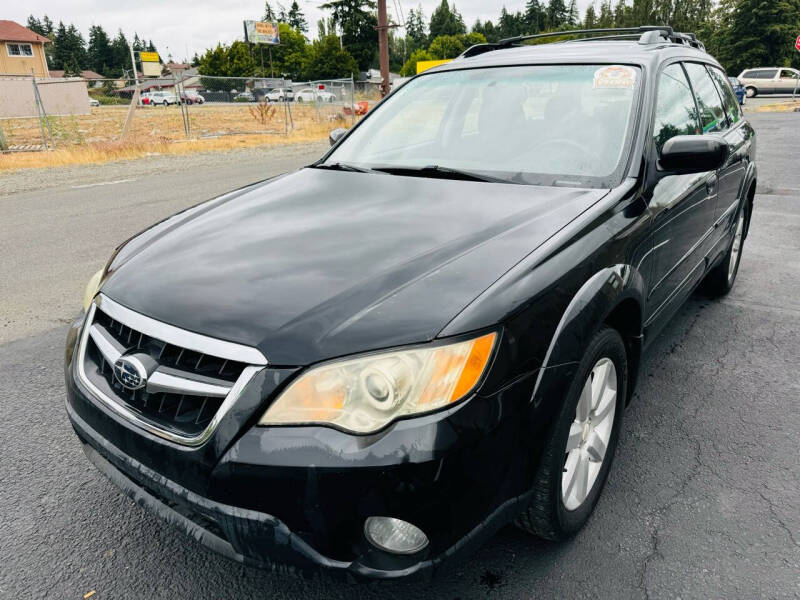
[9,1,595,62]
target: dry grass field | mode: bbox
[0,102,359,172]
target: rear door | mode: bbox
[647,62,715,323]
[705,65,749,222]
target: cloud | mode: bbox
[9,0,594,62]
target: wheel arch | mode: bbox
[531,265,645,410]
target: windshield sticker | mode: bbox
[593,65,637,90]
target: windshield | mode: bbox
[323,64,641,187]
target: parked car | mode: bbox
[295,87,336,103]
[728,76,746,105]
[145,91,178,106]
[262,87,294,102]
[180,90,205,105]
[234,91,255,102]
[737,67,800,97]
[67,26,755,581]
[88,97,100,107]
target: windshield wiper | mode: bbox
[312,162,379,174]
[372,165,514,184]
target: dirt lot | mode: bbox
[3,102,353,147]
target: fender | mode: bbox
[741,161,757,240]
[531,264,646,411]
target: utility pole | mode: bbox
[377,0,390,97]
[129,42,140,106]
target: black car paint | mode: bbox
[65,41,756,579]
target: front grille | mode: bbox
[78,296,265,442]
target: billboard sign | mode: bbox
[141,62,162,77]
[244,20,280,45]
[139,51,160,63]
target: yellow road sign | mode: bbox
[139,51,159,63]
[416,59,452,74]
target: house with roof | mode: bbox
[49,69,105,86]
[0,20,50,77]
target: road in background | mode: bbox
[0,141,327,344]
[1,113,798,599]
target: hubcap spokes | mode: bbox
[729,211,745,282]
[562,357,617,511]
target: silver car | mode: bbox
[737,67,800,97]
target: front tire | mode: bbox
[516,326,627,541]
[746,86,757,98]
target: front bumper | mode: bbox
[65,317,544,580]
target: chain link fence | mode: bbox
[0,74,364,152]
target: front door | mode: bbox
[646,63,717,328]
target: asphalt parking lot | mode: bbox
[1,112,798,599]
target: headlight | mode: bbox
[259,332,497,434]
[82,269,104,311]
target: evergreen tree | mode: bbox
[263,1,278,21]
[321,0,378,72]
[87,25,113,75]
[287,1,308,33]
[613,1,630,27]
[429,1,466,41]
[597,1,614,27]
[721,0,800,74]
[546,0,568,29]
[567,0,580,26]
[525,0,545,33]
[584,4,598,28]
[498,8,526,39]
[63,53,83,77]
[472,19,500,42]
[26,16,45,36]
[52,22,88,70]
[110,30,132,77]
[406,6,428,48]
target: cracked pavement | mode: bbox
[1,112,798,598]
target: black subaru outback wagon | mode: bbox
[66,26,756,580]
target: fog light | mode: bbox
[364,516,428,555]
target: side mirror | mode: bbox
[659,135,729,174]
[329,128,347,147]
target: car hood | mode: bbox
[101,168,607,365]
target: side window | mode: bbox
[780,69,799,79]
[762,69,779,79]
[708,66,742,126]
[684,62,727,134]
[653,63,701,153]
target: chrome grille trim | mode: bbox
[88,323,233,398]
[75,299,266,447]
[96,294,268,366]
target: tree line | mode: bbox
[26,15,160,78]
[395,0,800,76]
[26,0,800,84]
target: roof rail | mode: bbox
[459,25,705,59]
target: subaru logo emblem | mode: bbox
[113,356,148,390]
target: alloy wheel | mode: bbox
[562,357,617,511]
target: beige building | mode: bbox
[0,20,50,78]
